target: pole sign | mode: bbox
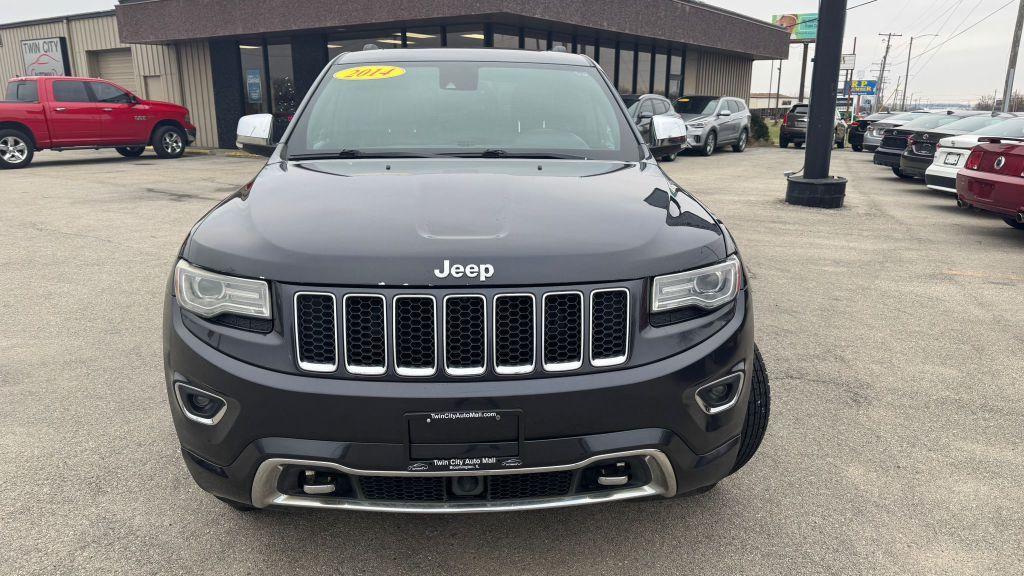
[21,37,70,76]
[840,54,857,71]
[848,80,878,95]
[773,13,819,43]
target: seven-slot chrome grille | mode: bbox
[293,288,630,377]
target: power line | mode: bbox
[908,0,983,80]
[791,0,881,26]
[909,0,1018,61]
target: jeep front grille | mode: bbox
[295,287,630,377]
[393,295,437,377]
[493,294,536,375]
[294,292,338,372]
[590,288,630,367]
[443,295,487,376]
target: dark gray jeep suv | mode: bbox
[164,48,770,513]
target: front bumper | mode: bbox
[873,147,903,168]
[164,289,754,511]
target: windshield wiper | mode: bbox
[447,149,588,160]
[289,150,446,160]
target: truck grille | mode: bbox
[294,287,631,377]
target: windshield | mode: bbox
[938,115,1007,133]
[288,61,636,160]
[674,97,719,115]
[898,114,966,131]
[976,117,1024,138]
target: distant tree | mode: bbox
[975,91,1024,112]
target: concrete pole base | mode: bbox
[785,175,847,209]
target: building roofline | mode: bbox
[115,0,789,60]
[0,9,116,31]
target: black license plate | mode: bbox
[405,410,524,472]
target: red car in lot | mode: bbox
[1,76,196,169]
[957,138,1024,231]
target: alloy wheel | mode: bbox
[162,132,183,155]
[0,136,28,164]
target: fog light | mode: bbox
[174,382,228,425]
[695,372,743,415]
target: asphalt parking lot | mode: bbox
[1,146,1021,575]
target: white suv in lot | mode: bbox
[925,116,1024,193]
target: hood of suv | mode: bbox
[184,159,727,286]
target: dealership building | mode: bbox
[0,1,788,149]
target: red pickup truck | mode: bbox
[1,76,196,169]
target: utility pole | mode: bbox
[774,60,783,116]
[876,33,901,112]
[902,34,938,111]
[1001,0,1024,112]
[799,43,811,102]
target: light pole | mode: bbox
[902,34,938,111]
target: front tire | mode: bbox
[153,126,186,159]
[0,129,34,169]
[852,143,863,152]
[779,136,789,149]
[730,345,770,475]
[836,135,845,149]
[1004,217,1024,230]
[732,129,748,153]
[116,146,146,158]
[701,131,717,156]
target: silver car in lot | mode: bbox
[863,111,931,152]
[673,95,751,156]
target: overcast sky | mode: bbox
[4,0,1022,104]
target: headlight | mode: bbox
[651,256,741,312]
[689,122,706,129]
[174,260,271,319]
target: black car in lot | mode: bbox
[622,93,687,162]
[873,111,981,178]
[848,111,898,152]
[165,48,770,513]
[898,113,1016,179]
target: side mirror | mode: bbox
[236,113,275,156]
[718,109,733,117]
[636,111,654,124]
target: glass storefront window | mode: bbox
[492,25,519,49]
[576,37,596,60]
[405,27,442,48]
[617,42,635,94]
[239,43,266,115]
[446,25,485,48]
[267,43,297,115]
[552,33,571,52]
[636,45,651,94]
[668,48,684,100]
[327,31,401,59]
[523,30,547,51]
[598,41,616,84]
[654,49,668,95]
